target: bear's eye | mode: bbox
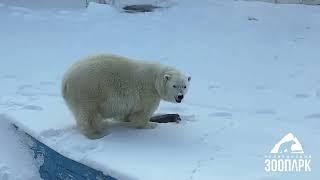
[173,85,176,88]
[183,86,186,89]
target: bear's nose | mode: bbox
[177,95,184,100]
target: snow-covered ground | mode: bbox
[0,115,41,180]
[0,0,319,179]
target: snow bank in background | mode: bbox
[87,2,118,14]
[0,0,85,9]
[0,114,41,180]
[112,0,178,8]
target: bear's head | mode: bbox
[156,69,191,103]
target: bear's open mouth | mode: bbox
[175,97,182,103]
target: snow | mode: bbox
[0,0,85,9]
[0,115,41,180]
[0,0,320,179]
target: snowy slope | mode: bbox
[0,0,320,179]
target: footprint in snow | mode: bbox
[180,114,197,122]
[288,70,303,79]
[17,84,33,90]
[255,85,271,92]
[9,6,32,13]
[212,145,223,152]
[40,129,64,138]
[255,109,276,115]
[57,10,71,15]
[304,113,320,120]
[40,127,76,139]
[208,112,232,119]
[295,93,311,99]
[16,83,59,97]
[1,101,24,110]
[316,90,320,98]
[39,81,55,86]
[1,74,16,79]
[72,142,99,154]
[22,105,43,111]
[208,84,220,90]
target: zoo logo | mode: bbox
[264,133,311,172]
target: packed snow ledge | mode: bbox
[1,0,320,180]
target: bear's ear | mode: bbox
[188,76,191,82]
[164,74,171,81]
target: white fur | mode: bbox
[62,54,190,139]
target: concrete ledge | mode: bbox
[14,125,117,180]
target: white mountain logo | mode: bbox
[264,132,311,172]
[270,133,304,154]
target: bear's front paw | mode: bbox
[82,130,110,139]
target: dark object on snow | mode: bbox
[248,16,259,21]
[123,4,162,13]
[150,114,181,123]
[13,124,116,180]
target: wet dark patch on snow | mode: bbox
[305,113,320,119]
[123,4,163,13]
[248,16,258,21]
[150,114,181,123]
[22,105,43,111]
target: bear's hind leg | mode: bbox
[75,107,109,139]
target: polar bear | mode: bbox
[62,54,191,139]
